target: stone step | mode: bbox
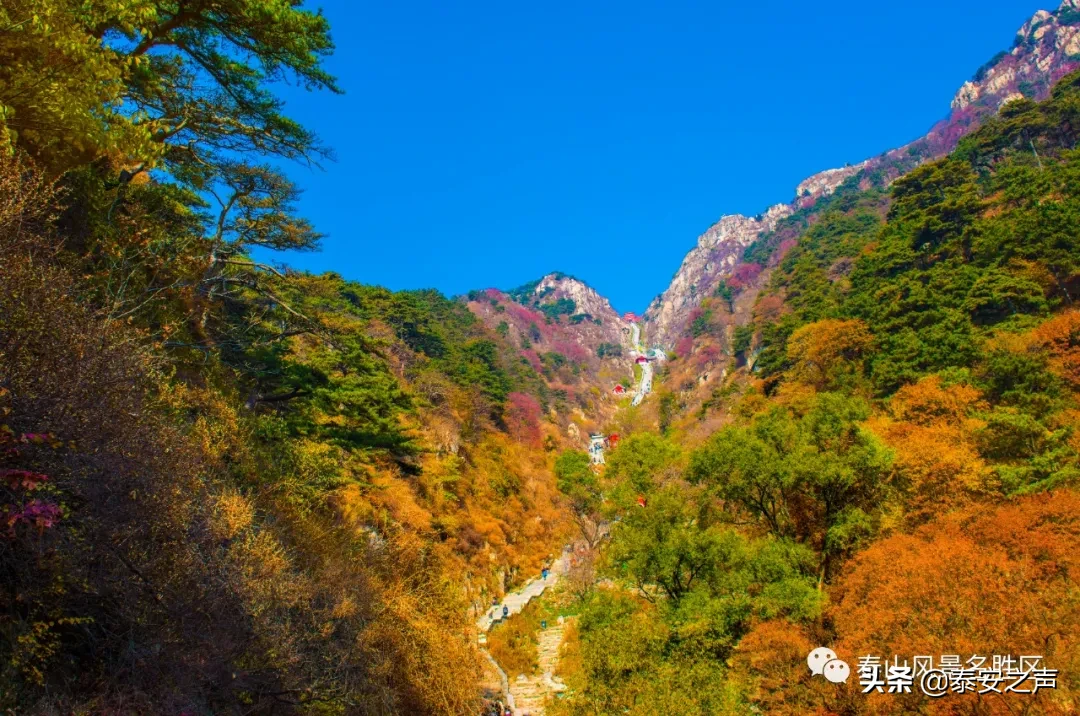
[480,551,580,714]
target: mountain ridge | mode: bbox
[484,0,1080,348]
[466,272,635,440]
[638,0,1080,347]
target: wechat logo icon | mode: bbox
[808,647,851,684]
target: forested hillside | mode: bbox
[548,71,1080,716]
[5,1,1080,715]
[0,3,586,713]
[467,273,635,437]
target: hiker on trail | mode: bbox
[541,567,548,580]
[502,605,509,619]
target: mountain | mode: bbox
[467,273,634,438]
[644,0,1080,348]
[552,46,1080,716]
[6,1,1080,713]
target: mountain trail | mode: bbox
[478,547,572,715]
[507,618,572,715]
[629,321,657,407]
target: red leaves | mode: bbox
[1,469,48,490]
[1,424,62,535]
[520,349,543,372]
[553,340,588,364]
[3,500,62,534]
[505,392,542,446]
[730,262,763,288]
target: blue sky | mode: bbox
[270,0,1049,313]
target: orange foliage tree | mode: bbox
[868,376,990,523]
[731,620,836,716]
[786,319,875,391]
[831,491,1080,715]
[1034,310,1080,390]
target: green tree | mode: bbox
[555,449,604,547]
[607,485,728,603]
[597,342,623,358]
[1,0,339,176]
[604,432,682,507]
[687,394,892,584]
[732,324,754,358]
[575,486,822,710]
[0,0,345,409]
[715,280,735,312]
[690,308,713,337]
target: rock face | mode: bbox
[467,273,633,435]
[643,1,1080,348]
[953,3,1080,113]
[533,274,624,329]
[795,163,869,201]
[644,205,790,347]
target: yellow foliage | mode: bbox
[888,375,986,425]
[210,490,254,541]
[872,376,991,524]
[332,482,375,527]
[786,318,875,390]
[556,617,582,682]
[770,380,819,412]
[868,415,988,523]
[371,472,434,533]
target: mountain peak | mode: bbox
[505,272,620,319]
[643,4,1080,348]
[951,2,1080,113]
[537,273,621,321]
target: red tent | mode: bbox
[612,384,626,395]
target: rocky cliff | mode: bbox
[644,0,1080,348]
[643,204,791,347]
[467,273,633,438]
[953,2,1080,113]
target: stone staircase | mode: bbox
[477,554,567,632]
[506,617,571,715]
[478,549,572,714]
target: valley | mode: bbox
[3,1,1080,714]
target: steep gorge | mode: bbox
[5,1,1080,713]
